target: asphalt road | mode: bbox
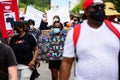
[35,61,74,80]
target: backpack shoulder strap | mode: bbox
[104,19,120,39]
[73,24,81,47]
[73,24,81,75]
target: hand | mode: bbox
[28,60,35,69]
[35,60,40,68]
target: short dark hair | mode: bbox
[53,15,60,22]
[70,14,74,20]
[28,19,35,25]
[20,17,25,21]
[53,21,63,30]
[13,21,25,30]
[23,21,29,27]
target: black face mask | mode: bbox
[89,9,105,22]
[14,28,21,34]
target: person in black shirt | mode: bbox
[0,30,18,80]
[39,13,50,30]
[10,21,38,80]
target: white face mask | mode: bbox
[30,25,33,30]
[53,28,60,33]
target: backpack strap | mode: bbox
[73,24,81,76]
[104,19,120,39]
[73,20,120,48]
[73,24,81,48]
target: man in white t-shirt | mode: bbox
[59,0,120,80]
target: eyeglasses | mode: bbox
[91,4,105,9]
[54,26,60,28]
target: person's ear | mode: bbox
[84,10,89,17]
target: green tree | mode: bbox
[71,0,120,13]
[19,0,50,12]
[71,0,84,13]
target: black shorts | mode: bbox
[48,60,61,70]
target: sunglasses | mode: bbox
[91,4,105,9]
[54,26,60,28]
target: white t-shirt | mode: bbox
[63,21,120,80]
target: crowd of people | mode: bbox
[0,0,120,80]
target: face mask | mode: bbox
[53,28,60,33]
[30,25,33,30]
[89,9,105,22]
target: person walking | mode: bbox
[28,19,41,41]
[48,21,67,80]
[27,19,41,80]
[10,21,38,80]
[39,12,50,30]
[0,30,18,80]
[60,0,120,80]
[71,15,80,28]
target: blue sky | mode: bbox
[51,0,71,7]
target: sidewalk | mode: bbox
[36,61,74,80]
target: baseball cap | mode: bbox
[83,0,104,10]
[104,2,120,18]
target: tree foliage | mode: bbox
[71,0,120,13]
[71,0,84,13]
[19,0,50,12]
